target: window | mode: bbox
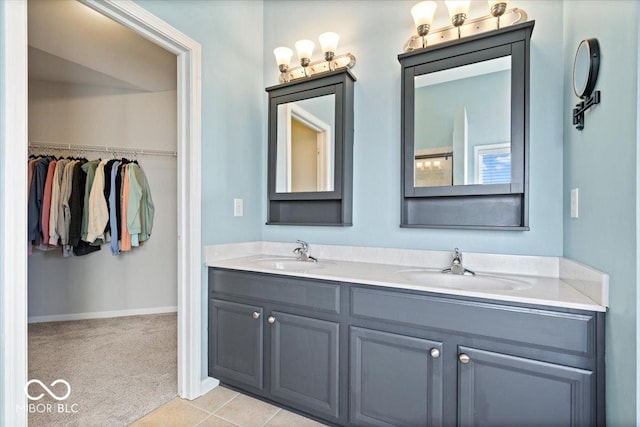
[474,143,511,184]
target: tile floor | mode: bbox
[130,386,327,427]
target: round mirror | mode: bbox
[573,39,600,98]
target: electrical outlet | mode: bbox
[570,188,579,218]
[234,198,244,217]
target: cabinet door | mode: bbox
[209,299,264,390]
[350,327,444,427]
[458,347,593,427]
[269,311,340,420]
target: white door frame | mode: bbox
[1,2,205,426]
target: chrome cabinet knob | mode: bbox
[267,316,276,324]
[252,311,260,320]
[459,353,470,364]
[430,348,440,359]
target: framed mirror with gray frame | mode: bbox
[399,21,534,229]
[266,69,355,226]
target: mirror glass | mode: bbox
[573,41,590,97]
[275,94,335,193]
[413,56,511,187]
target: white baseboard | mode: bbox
[27,306,178,323]
[199,377,220,398]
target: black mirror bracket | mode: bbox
[573,90,601,131]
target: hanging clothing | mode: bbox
[49,159,69,245]
[28,157,51,246]
[127,163,155,246]
[86,159,110,243]
[28,151,155,258]
[60,160,79,257]
[120,164,132,252]
[68,160,87,248]
[80,160,100,242]
[115,161,126,240]
[41,160,57,246]
[108,161,121,256]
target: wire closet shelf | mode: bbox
[28,141,177,158]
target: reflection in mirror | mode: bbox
[276,95,335,193]
[414,56,511,187]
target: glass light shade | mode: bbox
[273,47,293,67]
[445,0,470,17]
[488,0,509,7]
[319,32,340,54]
[411,1,437,27]
[295,39,315,60]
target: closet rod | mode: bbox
[28,141,177,157]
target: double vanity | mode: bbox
[207,242,607,426]
[210,13,607,427]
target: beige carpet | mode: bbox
[28,313,177,427]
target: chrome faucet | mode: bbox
[293,240,317,262]
[442,248,475,276]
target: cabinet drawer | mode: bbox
[351,287,595,357]
[210,268,341,314]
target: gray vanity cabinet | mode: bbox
[457,347,593,427]
[208,268,604,426]
[209,299,264,390]
[270,311,340,420]
[350,327,444,426]
[208,268,345,423]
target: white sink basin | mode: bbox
[250,257,330,273]
[397,269,532,291]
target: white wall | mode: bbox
[27,80,177,320]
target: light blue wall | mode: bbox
[415,70,511,181]
[134,0,264,378]
[134,0,264,247]
[415,70,510,152]
[262,0,564,256]
[562,1,638,425]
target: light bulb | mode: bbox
[319,32,339,55]
[446,0,469,37]
[273,47,293,67]
[446,0,470,18]
[411,1,437,29]
[295,39,315,61]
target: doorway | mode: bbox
[1,1,204,426]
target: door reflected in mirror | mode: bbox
[414,56,511,187]
[276,95,335,193]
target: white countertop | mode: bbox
[205,243,608,312]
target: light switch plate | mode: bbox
[570,188,579,218]
[234,198,243,217]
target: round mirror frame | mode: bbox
[573,38,600,99]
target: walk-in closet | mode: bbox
[26,1,179,425]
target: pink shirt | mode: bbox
[41,160,57,244]
[121,165,132,252]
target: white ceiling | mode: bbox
[28,0,177,92]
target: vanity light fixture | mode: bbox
[273,47,294,82]
[273,33,356,83]
[295,39,315,77]
[446,1,470,38]
[411,1,437,48]
[489,0,510,29]
[319,32,340,70]
[404,0,527,52]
